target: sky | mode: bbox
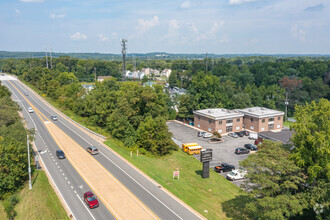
[0,0,329,54]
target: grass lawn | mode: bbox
[106,140,248,220]
[283,120,294,128]
[0,202,7,220]
[15,170,68,220]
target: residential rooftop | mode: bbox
[194,108,244,120]
[239,106,284,118]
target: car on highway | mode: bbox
[228,132,238,138]
[214,163,235,173]
[244,143,257,151]
[28,107,34,113]
[226,169,247,181]
[25,92,29,96]
[203,132,212,138]
[83,191,99,209]
[197,131,206,137]
[87,146,99,155]
[56,150,66,159]
[51,115,58,121]
[235,147,250,155]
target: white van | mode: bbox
[226,169,247,181]
[249,132,258,140]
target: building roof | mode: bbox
[97,76,112,79]
[194,108,244,120]
[258,128,293,144]
[239,106,284,118]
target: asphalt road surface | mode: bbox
[1,75,202,220]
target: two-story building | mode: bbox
[239,107,284,132]
[193,108,244,134]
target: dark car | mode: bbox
[235,147,250,154]
[83,191,99,209]
[235,131,244,137]
[214,163,235,173]
[244,144,257,151]
[56,150,65,159]
[242,130,250,136]
[87,146,99,155]
[197,131,206,137]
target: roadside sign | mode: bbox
[173,171,179,180]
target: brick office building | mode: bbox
[193,109,244,134]
[239,107,284,132]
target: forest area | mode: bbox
[0,56,329,157]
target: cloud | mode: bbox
[70,32,87,40]
[98,34,108,41]
[15,9,20,15]
[20,0,44,2]
[229,0,257,5]
[208,20,225,35]
[291,24,306,41]
[304,4,324,12]
[136,16,159,34]
[111,32,118,38]
[220,35,229,43]
[181,1,191,9]
[50,13,66,19]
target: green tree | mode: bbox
[240,140,308,219]
[290,99,330,182]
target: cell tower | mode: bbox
[50,48,53,70]
[45,48,49,69]
[121,39,127,82]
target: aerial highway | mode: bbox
[1,75,202,220]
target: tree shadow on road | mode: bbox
[222,194,255,219]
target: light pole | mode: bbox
[285,92,289,121]
[27,135,32,189]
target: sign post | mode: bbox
[173,171,180,180]
[200,149,213,179]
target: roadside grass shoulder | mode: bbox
[15,170,68,220]
[106,140,247,220]
[0,202,6,219]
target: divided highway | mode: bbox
[1,75,202,220]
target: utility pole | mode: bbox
[94,67,96,82]
[121,39,127,82]
[205,52,208,71]
[27,135,32,189]
[50,48,53,70]
[285,92,289,121]
[45,48,49,69]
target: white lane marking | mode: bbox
[60,169,62,172]
[74,191,77,194]
[63,173,65,176]
[2,81,77,220]
[12,80,184,220]
[65,177,67,180]
[68,181,70,184]
[76,194,96,220]
[71,186,74,189]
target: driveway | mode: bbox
[167,121,255,187]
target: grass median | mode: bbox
[106,140,246,220]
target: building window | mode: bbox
[226,119,233,124]
[269,117,274,122]
[236,126,240,130]
[218,129,223,133]
[278,116,281,120]
[262,119,265,123]
[219,121,222,125]
[277,124,281,128]
[226,126,233,132]
[261,127,265,131]
[236,118,240,122]
[251,118,254,122]
[250,126,254,130]
[208,128,212,132]
[209,119,211,124]
[197,124,200,128]
[268,124,274,130]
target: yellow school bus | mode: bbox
[187,146,203,155]
[182,143,199,152]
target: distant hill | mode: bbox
[0,51,329,60]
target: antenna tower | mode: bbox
[50,48,53,70]
[45,48,49,69]
[121,39,127,82]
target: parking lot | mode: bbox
[167,121,256,187]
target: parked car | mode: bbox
[83,191,99,209]
[28,107,34,113]
[197,131,206,137]
[51,115,58,121]
[235,131,244,137]
[226,169,247,181]
[214,163,235,173]
[203,132,212,138]
[242,130,250,136]
[235,147,250,154]
[228,132,238,138]
[87,146,99,155]
[56,150,65,159]
[244,144,257,151]
[249,133,258,140]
